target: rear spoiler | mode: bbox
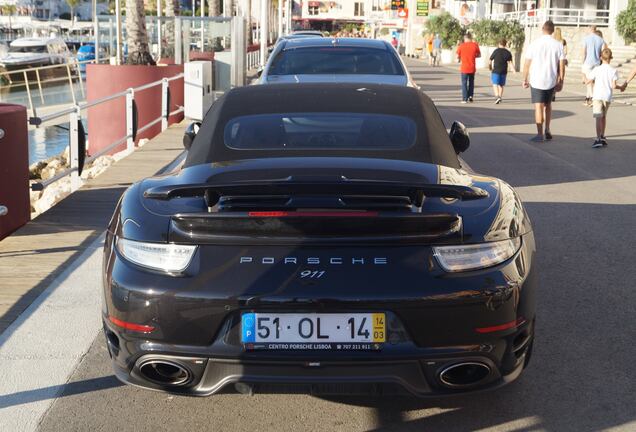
[144,179,488,206]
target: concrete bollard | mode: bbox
[0,104,30,240]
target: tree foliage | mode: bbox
[425,12,464,49]
[616,0,636,43]
[470,19,525,49]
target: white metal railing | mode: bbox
[487,8,610,27]
[247,49,261,70]
[0,59,108,118]
[28,72,184,193]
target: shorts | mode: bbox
[582,63,596,79]
[491,73,507,86]
[592,100,610,118]
[531,87,555,104]
[431,49,439,58]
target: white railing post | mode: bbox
[161,78,169,131]
[175,18,182,65]
[126,89,135,154]
[69,107,81,192]
[23,70,36,118]
[66,64,77,105]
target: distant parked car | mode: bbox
[258,37,414,86]
[291,30,324,37]
[268,33,324,54]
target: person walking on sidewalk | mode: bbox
[522,20,565,142]
[489,39,514,104]
[584,49,626,148]
[457,33,481,103]
[432,34,442,66]
[581,25,606,107]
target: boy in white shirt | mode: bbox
[585,49,626,147]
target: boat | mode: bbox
[0,37,76,87]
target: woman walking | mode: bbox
[552,28,568,101]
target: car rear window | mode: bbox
[268,47,405,76]
[224,113,416,151]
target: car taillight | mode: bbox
[433,238,521,272]
[116,237,197,273]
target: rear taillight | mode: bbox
[109,316,155,333]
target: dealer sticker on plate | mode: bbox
[241,313,386,351]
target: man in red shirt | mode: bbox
[456,33,481,103]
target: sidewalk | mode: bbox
[0,122,186,335]
[417,57,636,105]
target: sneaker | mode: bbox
[495,97,502,104]
[530,135,544,143]
[592,139,604,148]
[461,100,468,104]
[583,97,591,106]
[468,97,474,102]
[601,136,608,146]
[545,131,553,141]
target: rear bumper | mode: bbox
[104,316,534,396]
[109,341,530,397]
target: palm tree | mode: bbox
[126,0,156,64]
[66,0,81,26]
[1,5,17,32]
[208,0,220,16]
[162,0,176,60]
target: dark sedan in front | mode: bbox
[102,83,536,397]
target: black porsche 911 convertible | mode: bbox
[102,83,536,397]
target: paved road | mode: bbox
[32,60,636,431]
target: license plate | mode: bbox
[241,313,385,349]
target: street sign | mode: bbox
[416,1,429,17]
[391,0,405,10]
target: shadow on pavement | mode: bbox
[0,375,122,410]
[436,104,575,129]
[464,132,636,187]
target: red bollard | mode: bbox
[0,104,30,240]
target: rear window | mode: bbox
[224,113,416,151]
[268,47,404,76]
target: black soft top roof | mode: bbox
[184,83,460,169]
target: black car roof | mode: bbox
[185,83,460,169]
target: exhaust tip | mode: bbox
[139,360,192,386]
[439,362,491,388]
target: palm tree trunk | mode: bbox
[208,0,220,16]
[125,0,156,64]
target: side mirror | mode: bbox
[449,121,470,154]
[183,121,201,150]
[257,67,264,78]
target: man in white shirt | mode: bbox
[522,20,565,142]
